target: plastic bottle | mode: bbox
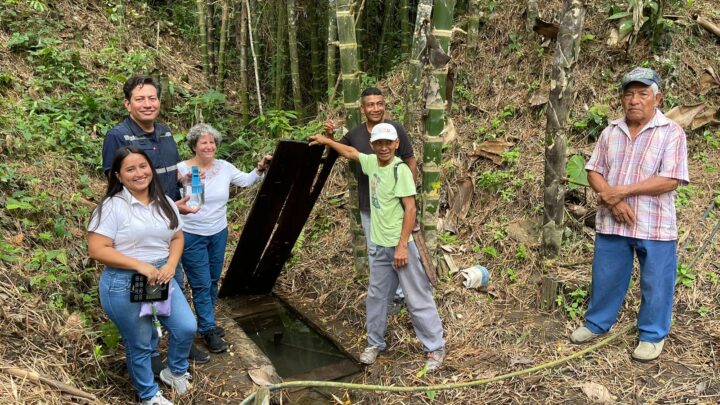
[186,166,204,209]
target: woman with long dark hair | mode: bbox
[88,146,196,405]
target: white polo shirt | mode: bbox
[178,160,262,236]
[88,187,183,263]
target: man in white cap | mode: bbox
[324,87,417,310]
[310,123,446,372]
[570,67,689,361]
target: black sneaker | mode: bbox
[202,329,228,353]
[214,325,225,337]
[151,355,164,377]
[189,343,210,363]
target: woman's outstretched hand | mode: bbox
[257,154,273,173]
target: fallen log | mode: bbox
[1,365,97,401]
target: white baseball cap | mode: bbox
[369,123,398,143]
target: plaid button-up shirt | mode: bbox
[586,110,689,241]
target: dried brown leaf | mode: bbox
[699,67,720,95]
[580,381,614,404]
[247,365,278,386]
[529,92,549,107]
[470,140,514,165]
[691,106,720,130]
[665,103,707,129]
[442,117,457,144]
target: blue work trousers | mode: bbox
[181,228,228,334]
[584,233,677,343]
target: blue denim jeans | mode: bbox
[181,228,228,334]
[584,233,677,343]
[99,260,196,401]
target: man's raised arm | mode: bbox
[309,134,360,161]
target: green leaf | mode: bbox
[6,198,34,210]
[566,155,589,189]
[619,19,635,33]
[416,364,428,378]
[100,321,122,350]
[608,11,632,20]
[426,390,437,400]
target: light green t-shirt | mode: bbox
[358,153,416,248]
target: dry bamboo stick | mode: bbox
[696,16,720,38]
[1,366,97,401]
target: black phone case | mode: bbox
[130,273,169,302]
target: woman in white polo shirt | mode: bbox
[88,146,196,405]
[178,123,271,353]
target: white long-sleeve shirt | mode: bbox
[177,159,262,236]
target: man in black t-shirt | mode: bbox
[324,87,417,303]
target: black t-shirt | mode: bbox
[340,120,414,211]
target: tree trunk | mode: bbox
[327,0,338,96]
[196,0,209,78]
[400,0,411,56]
[236,0,250,124]
[467,0,481,58]
[286,0,303,115]
[421,0,456,252]
[336,0,367,277]
[404,0,433,130]
[543,0,586,256]
[375,0,396,75]
[207,0,216,82]
[217,0,230,90]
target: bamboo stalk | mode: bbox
[421,0,456,251]
[404,0,433,130]
[273,0,287,109]
[376,0,396,75]
[327,0,338,96]
[697,15,720,38]
[286,0,303,115]
[336,0,367,276]
[236,0,250,123]
[207,0,217,81]
[1,366,97,401]
[216,0,229,90]
[542,0,586,256]
[400,0,411,55]
[196,0,209,77]
[309,2,322,104]
[467,0,482,58]
[244,0,263,115]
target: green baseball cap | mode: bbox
[621,67,661,90]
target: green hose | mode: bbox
[240,324,635,404]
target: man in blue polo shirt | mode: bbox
[102,75,210,369]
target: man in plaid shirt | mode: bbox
[570,67,689,361]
